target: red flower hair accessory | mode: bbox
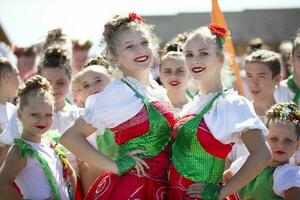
[128,12,144,23]
[208,23,227,45]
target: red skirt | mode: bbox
[85,150,169,200]
[167,163,240,200]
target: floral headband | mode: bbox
[208,23,227,45]
[266,102,300,125]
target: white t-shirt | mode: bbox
[15,140,69,200]
[82,76,170,133]
[51,103,83,134]
[179,89,268,144]
[274,79,299,108]
[0,102,20,147]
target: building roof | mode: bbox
[144,9,300,44]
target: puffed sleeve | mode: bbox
[205,93,268,144]
[0,103,20,146]
[82,80,144,134]
[273,164,300,198]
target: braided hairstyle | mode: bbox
[266,102,300,138]
[83,55,110,69]
[38,46,72,79]
[102,13,158,63]
[43,28,69,49]
[18,75,54,110]
[161,32,188,55]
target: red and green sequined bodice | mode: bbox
[172,93,233,183]
[114,79,174,175]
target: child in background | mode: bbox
[236,102,300,199]
[0,75,75,200]
[38,46,82,177]
[224,49,281,175]
[71,72,85,108]
[159,51,191,112]
[38,45,82,134]
[0,57,20,166]
[76,58,116,195]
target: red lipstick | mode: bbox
[169,81,180,86]
[35,125,46,130]
[192,67,205,73]
[275,150,285,155]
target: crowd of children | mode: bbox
[0,12,299,200]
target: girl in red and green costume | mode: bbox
[167,24,272,200]
[0,75,76,200]
[60,13,175,200]
[233,102,300,199]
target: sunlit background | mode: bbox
[0,0,299,45]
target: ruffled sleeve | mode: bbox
[204,92,268,144]
[82,80,144,134]
[273,163,300,198]
[0,103,21,146]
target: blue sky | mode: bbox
[1,0,299,46]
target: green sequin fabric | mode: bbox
[172,93,225,183]
[238,167,284,200]
[14,138,62,200]
[96,128,119,160]
[115,78,172,175]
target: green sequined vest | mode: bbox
[172,93,224,183]
[96,128,119,160]
[238,167,284,200]
[117,78,172,161]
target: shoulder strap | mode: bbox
[14,138,62,200]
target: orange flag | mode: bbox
[211,0,245,96]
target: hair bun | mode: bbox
[43,46,69,66]
[18,75,52,97]
[46,28,67,44]
[84,55,110,69]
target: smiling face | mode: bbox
[81,69,110,99]
[183,34,223,83]
[160,57,189,92]
[19,95,54,141]
[114,29,154,77]
[246,62,279,101]
[267,121,299,164]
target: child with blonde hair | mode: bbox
[0,75,75,200]
[236,102,300,199]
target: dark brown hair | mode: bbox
[245,49,281,78]
[38,46,72,79]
